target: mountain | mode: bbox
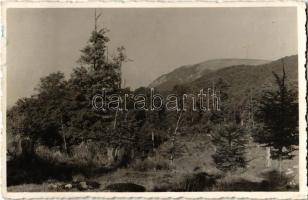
[186,55,298,101]
[149,58,270,91]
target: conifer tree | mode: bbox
[67,10,122,145]
[211,123,249,172]
[254,62,298,170]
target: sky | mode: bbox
[7,7,297,106]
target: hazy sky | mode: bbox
[7,7,297,106]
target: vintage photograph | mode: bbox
[3,5,306,196]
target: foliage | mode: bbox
[254,64,298,160]
[211,123,249,172]
[7,15,124,152]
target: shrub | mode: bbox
[35,145,68,164]
[214,178,268,191]
[260,169,297,191]
[152,172,218,192]
[69,141,107,167]
[213,170,298,191]
[180,172,217,191]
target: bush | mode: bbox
[180,172,217,191]
[260,169,298,191]
[35,145,68,164]
[35,141,108,168]
[152,172,218,192]
[8,143,111,186]
[213,170,298,191]
[214,178,268,191]
[7,154,73,186]
[69,141,108,167]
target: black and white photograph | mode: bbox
[2,3,307,198]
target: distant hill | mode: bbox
[149,59,270,91]
[186,55,298,102]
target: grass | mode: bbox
[7,133,299,192]
[129,157,171,171]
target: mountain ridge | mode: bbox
[184,55,298,103]
[149,58,270,90]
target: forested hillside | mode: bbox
[149,58,270,91]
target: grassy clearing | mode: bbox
[7,133,298,192]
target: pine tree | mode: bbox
[79,10,109,71]
[67,10,122,146]
[254,62,298,170]
[211,123,249,172]
[77,11,120,91]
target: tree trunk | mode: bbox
[62,133,67,154]
[113,110,118,129]
[124,111,129,122]
[152,132,155,150]
[278,154,283,180]
[174,112,182,135]
[60,115,68,154]
[266,147,271,168]
[170,112,182,166]
[107,147,115,163]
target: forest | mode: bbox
[7,15,299,192]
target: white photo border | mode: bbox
[1,1,306,199]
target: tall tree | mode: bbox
[7,72,69,153]
[67,10,122,146]
[254,62,298,171]
[35,72,70,149]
